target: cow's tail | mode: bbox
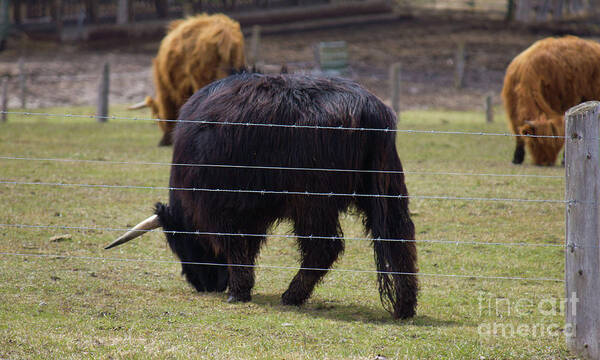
[361,129,418,319]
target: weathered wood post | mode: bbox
[454,41,465,89]
[54,0,64,40]
[76,8,86,40]
[250,25,261,66]
[18,57,26,109]
[85,0,99,24]
[485,94,493,123]
[389,62,401,118]
[515,0,532,21]
[565,101,600,360]
[1,75,8,122]
[13,0,22,25]
[154,0,168,19]
[183,0,196,16]
[0,0,9,49]
[553,0,565,19]
[96,62,110,122]
[117,0,129,25]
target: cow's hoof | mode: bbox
[393,306,416,320]
[227,295,250,303]
[281,291,305,306]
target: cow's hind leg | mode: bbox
[282,211,344,306]
[513,137,525,164]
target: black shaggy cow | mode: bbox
[106,73,418,319]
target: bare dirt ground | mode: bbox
[1,13,592,111]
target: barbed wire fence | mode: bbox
[0,109,568,280]
[2,76,598,357]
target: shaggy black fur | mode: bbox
[156,73,418,319]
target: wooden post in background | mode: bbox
[18,57,26,109]
[515,0,532,21]
[85,0,99,24]
[454,41,465,89]
[54,0,63,40]
[485,94,493,123]
[154,0,168,18]
[96,62,110,122]
[1,75,7,122]
[565,101,600,360]
[182,1,194,16]
[13,0,22,25]
[117,0,129,25]
[250,25,261,66]
[389,62,401,118]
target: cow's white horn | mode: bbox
[104,215,160,249]
[128,100,149,110]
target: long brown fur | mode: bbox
[502,36,600,166]
[147,14,245,146]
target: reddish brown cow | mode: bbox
[502,36,600,166]
[132,14,245,146]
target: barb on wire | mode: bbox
[0,223,564,248]
[0,110,566,139]
[0,179,568,203]
[0,155,565,179]
[0,252,564,282]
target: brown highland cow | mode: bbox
[132,14,245,146]
[502,35,600,166]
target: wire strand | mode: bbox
[7,70,150,82]
[0,252,564,282]
[0,110,566,139]
[0,179,567,203]
[0,155,564,179]
[0,223,564,248]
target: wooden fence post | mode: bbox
[154,0,168,18]
[485,94,493,123]
[1,75,8,122]
[18,57,26,109]
[96,62,110,122]
[182,1,194,16]
[565,101,600,360]
[117,0,129,25]
[454,41,465,89]
[515,0,532,21]
[250,25,261,66]
[54,0,63,40]
[389,62,401,118]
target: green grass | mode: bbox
[0,106,568,359]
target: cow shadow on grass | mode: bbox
[206,292,460,327]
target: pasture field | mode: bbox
[0,106,567,359]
